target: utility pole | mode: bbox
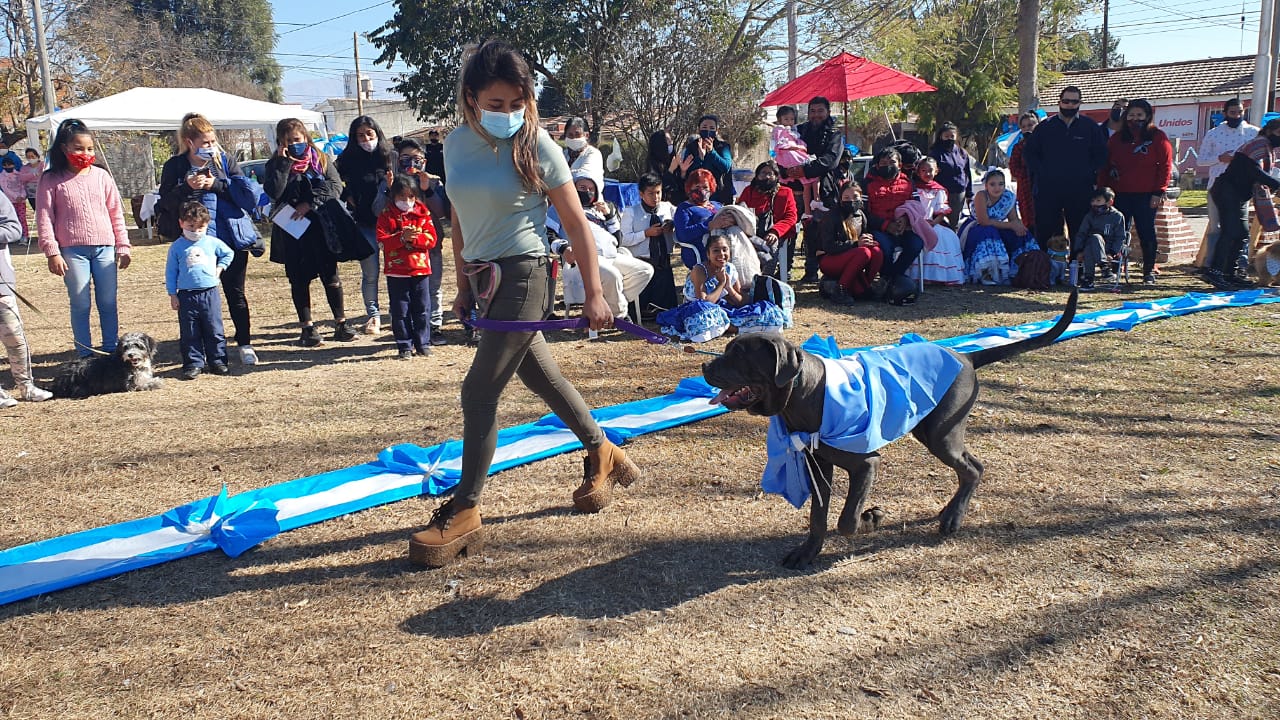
[1253,0,1276,121]
[1016,0,1040,112]
[353,32,364,117]
[786,0,798,82]
[31,0,56,115]
[1101,0,1110,69]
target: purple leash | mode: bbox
[469,316,670,344]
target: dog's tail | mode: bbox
[966,289,1078,370]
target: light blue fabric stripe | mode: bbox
[2,289,1275,606]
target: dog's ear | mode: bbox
[771,336,803,387]
[146,334,158,356]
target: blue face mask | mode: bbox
[195,146,215,160]
[479,108,525,139]
[288,142,308,158]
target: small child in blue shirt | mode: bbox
[166,202,234,379]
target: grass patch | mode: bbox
[0,230,1277,718]
[1178,189,1208,209]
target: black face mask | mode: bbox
[1226,117,1243,128]
[1110,107,1123,122]
[1059,105,1079,118]
[752,177,778,192]
[577,189,594,207]
[939,139,955,151]
[840,199,863,215]
[872,164,899,180]
[1127,120,1146,135]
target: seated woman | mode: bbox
[907,158,964,285]
[673,168,728,268]
[813,182,884,304]
[958,169,1037,285]
[656,234,743,342]
[735,160,798,278]
[552,169,653,317]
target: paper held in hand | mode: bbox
[271,204,311,239]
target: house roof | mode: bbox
[1042,55,1272,105]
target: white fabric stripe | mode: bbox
[0,527,204,594]
[274,472,423,522]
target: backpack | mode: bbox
[1011,249,1052,290]
[751,274,795,328]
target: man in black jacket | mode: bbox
[1024,86,1108,245]
[1206,118,1280,289]
[785,96,845,282]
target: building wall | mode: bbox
[316,99,427,141]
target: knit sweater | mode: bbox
[36,167,130,258]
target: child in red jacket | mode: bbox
[376,175,438,358]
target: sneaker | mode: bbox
[1078,276,1095,291]
[798,272,821,284]
[0,390,16,409]
[300,326,323,347]
[415,347,432,357]
[1098,264,1113,279]
[1229,274,1256,289]
[1205,269,1235,291]
[331,321,357,342]
[408,500,484,568]
[15,383,53,402]
[1142,273,1155,285]
[397,348,414,361]
[180,366,202,381]
[362,315,381,336]
[209,362,230,376]
[239,345,258,365]
[429,332,447,346]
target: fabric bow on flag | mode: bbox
[376,442,456,496]
[160,486,281,558]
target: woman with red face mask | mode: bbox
[36,119,130,357]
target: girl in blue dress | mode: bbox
[959,169,1038,284]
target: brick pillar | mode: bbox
[1134,199,1199,266]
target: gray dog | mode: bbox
[50,332,162,399]
[702,291,1078,568]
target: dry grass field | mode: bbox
[1,229,1278,719]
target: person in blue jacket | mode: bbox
[928,122,972,229]
[681,114,734,204]
[1023,86,1108,247]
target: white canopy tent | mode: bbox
[25,87,328,141]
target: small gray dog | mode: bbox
[50,332,163,399]
[702,291,1077,568]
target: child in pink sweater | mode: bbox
[0,156,25,242]
[771,106,820,217]
[36,119,131,357]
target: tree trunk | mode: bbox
[1016,0,1039,112]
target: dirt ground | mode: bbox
[1,229,1278,719]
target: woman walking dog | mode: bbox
[408,39,641,568]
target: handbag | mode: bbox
[314,198,376,261]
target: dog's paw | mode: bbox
[861,506,886,530]
[938,506,966,535]
[781,538,824,569]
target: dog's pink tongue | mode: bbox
[710,388,731,406]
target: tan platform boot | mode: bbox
[408,500,484,567]
[572,440,641,513]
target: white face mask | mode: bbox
[358,139,377,152]
[395,199,415,212]
[565,137,588,151]
[182,228,205,241]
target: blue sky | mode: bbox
[271,0,1264,107]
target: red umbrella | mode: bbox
[762,52,936,106]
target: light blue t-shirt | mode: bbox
[165,234,233,294]
[444,125,572,262]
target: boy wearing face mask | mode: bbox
[1072,187,1128,290]
[376,174,438,358]
[861,147,924,290]
[166,202,234,380]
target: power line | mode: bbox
[277,1,394,37]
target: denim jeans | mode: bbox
[873,230,924,278]
[177,286,226,368]
[428,244,444,327]
[61,244,118,357]
[358,224,380,318]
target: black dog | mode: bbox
[50,332,163,399]
[703,291,1078,568]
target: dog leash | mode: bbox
[466,315,728,357]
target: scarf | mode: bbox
[291,146,323,176]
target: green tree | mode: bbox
[1061,29,1124,71]
[127,0,282,101]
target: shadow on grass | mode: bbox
[400,501,1279,639]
